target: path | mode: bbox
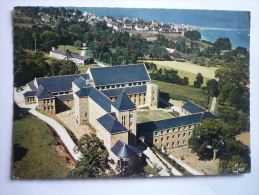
[80,46,107,67]
[143,147,170,176]
[14,88,82,161]
[169,153,204,175]
[210,97,217,113]
[155,153,183,176]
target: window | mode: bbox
[189,125,192,129]
[183,133,186,137]
[178,141,181,145]
[161,138,163,141]
[143,82,146,85]
[161,131,163,135]
[189,132,191,136]
[116,85,120,88]
[184,126,186,130]
[130,114,133,119]
[128,83,132,86]
[172,142,175,146]
[133,83,137,86]
[173,128,176,132]
[121,84,125,87]
[112,85,115,88]
[172,135,175,139]
[167,143,169,147]
[138,82,141,85]
[48,106,50,110]
[183,140,186,144]
[155,139,158,143]
[44,100,47,104]
[51,106,53,109]
[167,130,170,133]
[167,136,169,140]
[44,107,46,111]
[178,127,181,131]
[178,134,181,138]
[129,122,132,126]
[85,113,87,117]
[101,86,105,89]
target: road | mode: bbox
[14,88,82,161]
[210,97,217,113]
[169,153,204,175]
[80,46,106,67]
[143,147,170,176]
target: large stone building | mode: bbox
[23,63,217,175]
[23,64,158,175]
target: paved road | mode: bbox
[156,153,183,176]
[169,153,204,175]
[143,147,170,176]
[81,46,107,67]
[14,88,82,161]
[210,97,217,113]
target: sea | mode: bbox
[70,7,250,50]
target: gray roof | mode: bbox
[26,80,37,90]
[113,91,136,111]
[72,76,91,88]
[35,86,55,100]
[23,91,37,98]
[35,74,90,93]
[75,86,112,112]
[137,112,217,136]
[51,49,91,61]
[89,64,150,87]
[97,114,128,134]
[182,101,206,114]
[56,94,74,101]
[111,140,141,158]
[101,85,147,97]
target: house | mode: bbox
[135,24,145,31]
[124,24,132,30]
[180,101,206,116]
[151,20,159,27]
[23,64,158,175]
[49,47,94,65]
[41,14,51,23]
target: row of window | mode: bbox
[43,99,54,104]
[97,82,147,90]
[154,125,197,136]
[44,106,54,110]
[162,140,187,148]
[53,92,69,95]
[155,132,191,143]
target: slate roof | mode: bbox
[23,91,37,98]
[75,86,112,112]
[101,85,147,97]
[55,94,74,101]
[182,101,206,114]
[89,64,150,87]
[72,76,91,88]
[111,140,141,158]
[51,49,90,61]
[26,80,37,90]
[35,74,90,93]
[137,112,217,137]
[113,91,136,111]
[35,86,55,100]
[97,114,128,134]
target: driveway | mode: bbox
[14,88,82,161]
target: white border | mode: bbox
[0,1,258,195]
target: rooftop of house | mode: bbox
[35,85,55,100]
[182,101,206,114]
[97,113,129,135]
[111,140,141,158]
[113,91,136,111]
[137,112,217,136]
[28,74,90,93]
[101,85,147,98]
[23,90,37,98]
[51,48,91,61]
[55,94,74,101]
[89,64,150,87]
[72,76,92,88]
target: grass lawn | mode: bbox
[152,80,209,109]
[142,165,159,176]
[236,132,250,148]
[58,45,81,54]
[143,60,218,86]
[13,114,73,178]
[137,110,172,123]
[78,64,101,73]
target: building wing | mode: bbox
[182,101,206,114]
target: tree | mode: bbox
[74,40,82,49]
[66,134,109,178]
[213,38,232,51]
[40,31,60,52]
[194,73,203,88]
[206,79,219,97]
[184,30,201,41]
[60,7,66,17]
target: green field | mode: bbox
[58,45,81,54]
[152,80,209,109]
[137,110,173,123]
[13,114,73,178]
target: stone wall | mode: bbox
[146,84,158,108]
[24,97,35,105]
[36,98,56,114]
